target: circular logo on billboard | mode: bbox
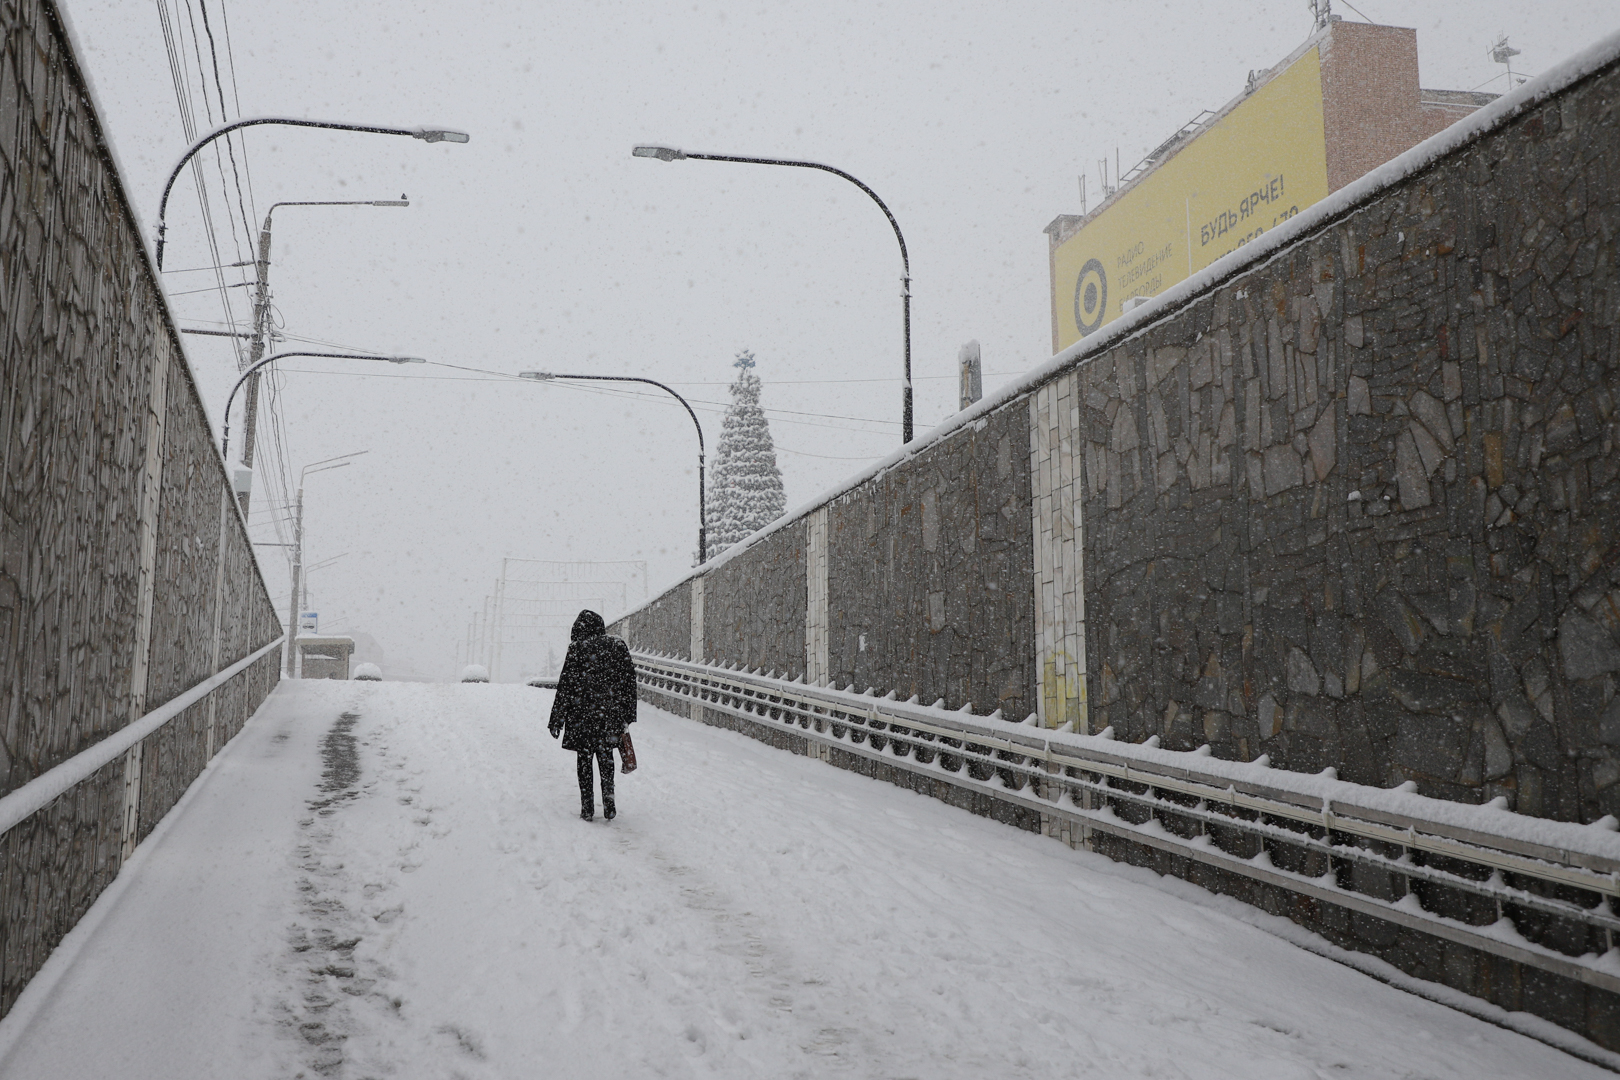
[1073,258,1108,336]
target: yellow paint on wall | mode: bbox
[1041,651,1087,732]
[1051,47,1330,351]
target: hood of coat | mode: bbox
[571,609,606,641]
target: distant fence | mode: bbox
[0,0,282,1015]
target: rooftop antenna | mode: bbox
[1309,0,1332,30]
[1490,34,1522,88]
[1078,173,1087,216]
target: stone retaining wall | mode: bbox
[0,0,281,1014]
[613,41,1620,1048]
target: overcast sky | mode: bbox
[61,0,1617,679]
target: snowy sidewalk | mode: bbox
[0,680,1605,1079]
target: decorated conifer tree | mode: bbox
[706,350,786,557]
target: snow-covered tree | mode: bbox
[706,351,786,557]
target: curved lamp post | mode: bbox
[632,144,913,443]
[232,196,411,513]
[156,116,469,270]
[286,451,369,677]
[221,351,425,459]
[518,371,708,564]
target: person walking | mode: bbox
[548,609,638,821]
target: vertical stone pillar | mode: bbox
[689,575,705,722]
[204,488,231,759]
[121,327,172,863]
[805,508,829,685]
[1029,372,1089,733]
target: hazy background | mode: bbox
[59,0,1616,679]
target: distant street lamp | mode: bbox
[233,196,411,514]
[518,371,708,564]
[221,351,425,460]
[633,144,914,443]
[155,116,469,270]
[287,452,369,677]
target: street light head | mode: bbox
[633,145,686,162]
[370,199,410,207]
[518,371,556,381]
[389,356,428,364]
[415,128,470,144]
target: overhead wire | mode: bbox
[266,328,1014,390]
[197,0,258,246]
[166,281,255,297]
[156,0,237,351]
[243,338,909,432]
[216,0,259,217]
[264,363,902,438]
[181,0,254,350]
[162,260,255,274]
[196,0,292,559]
[425,359,903,431]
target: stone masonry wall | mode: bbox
[616,402,1036,721]
[826,404,1036,716]
[610,42,1620,1046]
[701,525,805,676]
[0,0,281,1015]
[619,579,690,661]
[1075,56,1620,824]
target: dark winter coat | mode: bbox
[548,610,638,751]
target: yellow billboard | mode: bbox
[1051,46,1330,351]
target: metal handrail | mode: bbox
[633,652,1620,991]
[0,636,285,836]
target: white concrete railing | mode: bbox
[0,636,284,836]
[634,651,1620,995]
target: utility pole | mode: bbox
[238,220,274,516]
[235,199,408,515]
[286,485,303,678]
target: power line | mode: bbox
[216,0,259,217]
[263,364,902,436]
[425,360,903,429]
[156,0,251,364]
[198,0,258,246]
[775,444,883,462]
[167,281,255,297]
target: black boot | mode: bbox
[604,801,616,821]
[581,807,594,821]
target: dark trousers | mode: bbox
[576,744,615,815]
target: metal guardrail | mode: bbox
[634,651,1620,995]
[0,636,285,836]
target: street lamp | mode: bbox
[286,451,368,676]
[233,196,412,513]
[300,552,350,610]
[155,116,469,270]
[632,144,914,443]
[518,371,708,564]
[221,351,425,460]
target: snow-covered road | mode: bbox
[0,681,1606,1078]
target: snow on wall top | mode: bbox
[618,27,1620,620]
